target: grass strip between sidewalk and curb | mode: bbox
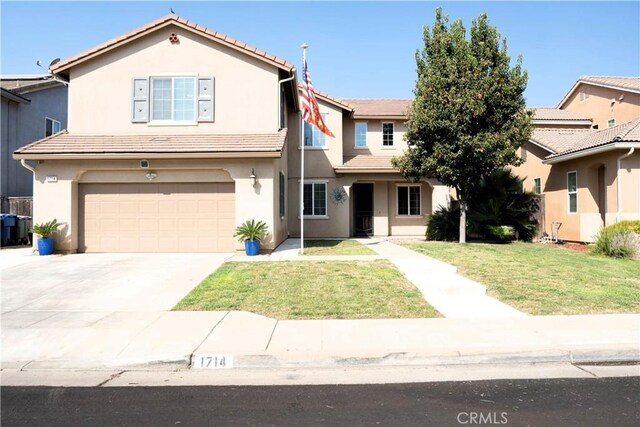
[300,240,376,256]
[174,260,440,319]
[402,241,640,315]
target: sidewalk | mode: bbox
[3,311,638,372]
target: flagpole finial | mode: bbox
[301,43,308,49]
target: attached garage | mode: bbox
[79,182,235,253]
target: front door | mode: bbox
[353,183,374,236]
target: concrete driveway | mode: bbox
[1,249,231,367]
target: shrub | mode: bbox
[426,205,460,241]
[591,227,639,259]
[487,225,515,241]
[30,219,61,238]
[234,220,268,242]
[606,220,640,235]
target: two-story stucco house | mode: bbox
[13,14,448,253]
[1,75,68,213]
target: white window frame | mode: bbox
[533,177,542,195]
[302,114,328,149]
[45,117,61,137]
[302,180,328,219]
[607,118,616,128]
[149,76,197,124]
[354,122,368,149]
[382,122,395,148]
[396,183,422,217]
[567,171,578,214]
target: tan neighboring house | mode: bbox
[13,14,449,253]
[558,76,640,130]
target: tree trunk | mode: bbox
[459,196,467,244]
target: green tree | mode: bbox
[393,8,533,243]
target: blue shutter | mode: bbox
[131,78,148,123]
[198,77,214,122]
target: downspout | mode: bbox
[20,159,36,174]
[617,147,635,222]
[278,69,296,129]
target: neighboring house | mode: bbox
[557,76,640,130]
[1,75,68,208]
[12,14,449,253]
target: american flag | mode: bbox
[301,59,334,137]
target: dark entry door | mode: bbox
[353,183,374,236]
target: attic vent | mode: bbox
[140,160,149,168]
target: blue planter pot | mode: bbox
[37,237,55,256]
[244,239,260,256]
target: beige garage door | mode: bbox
[79,183,235,253]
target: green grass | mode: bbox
[403,242,640,315]
[301,239,376,256]
[174,260,440,319]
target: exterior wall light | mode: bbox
[146,171,158,180]
[250,168,257,187]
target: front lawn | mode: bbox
[174,260,440,319]
[403,242,640,315]
[301,239,376,256]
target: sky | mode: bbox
[1,1,639,107]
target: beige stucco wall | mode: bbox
[562,83,640,129]
[342,119,408,157]
[543,150,639,242]
[68,23,281,134]
[30,158,282,253]
[510,142,554,194]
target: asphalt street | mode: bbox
[2,377,638,426]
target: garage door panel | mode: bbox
[80,182,235,253]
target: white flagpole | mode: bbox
[300,43,308,255]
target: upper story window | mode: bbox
[607,118,616,128]
[383,122,394,147]
[355,122,367,148]
[303,114,327,148]
[132,76,214,124]
[567,171,577,213]
[151,77,195,121]
[45,117,61,137]
[520,145,527,161]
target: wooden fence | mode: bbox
[1,197,33,217]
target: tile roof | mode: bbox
[335,155,397,172]
[545,118,640,159]
[51,14,294,75]
[578,76,640,92]
[298,85,353,111]
[529,107,592,122]
[342,99,411,118]
[13,130,288,158]
[530,128,593,153]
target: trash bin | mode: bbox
[16,216,32,245]
[1,214,17,246]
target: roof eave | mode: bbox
[528,138,557,154]
[543,142,640,164]
[352,114,406,120]
[532,119,592,125]
[334,167,397,174]
[0,88,30,104]
[13,151,282,161]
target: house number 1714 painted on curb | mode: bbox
[193,354,234,369]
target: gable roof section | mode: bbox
[543,119,640,163]
[297,85,353,111]
[13,130,288,160]
[51,14,294,76]
[530,128,593,154]
[343,99,411,119]
[1,75,64,95]
[557,76,640,108]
